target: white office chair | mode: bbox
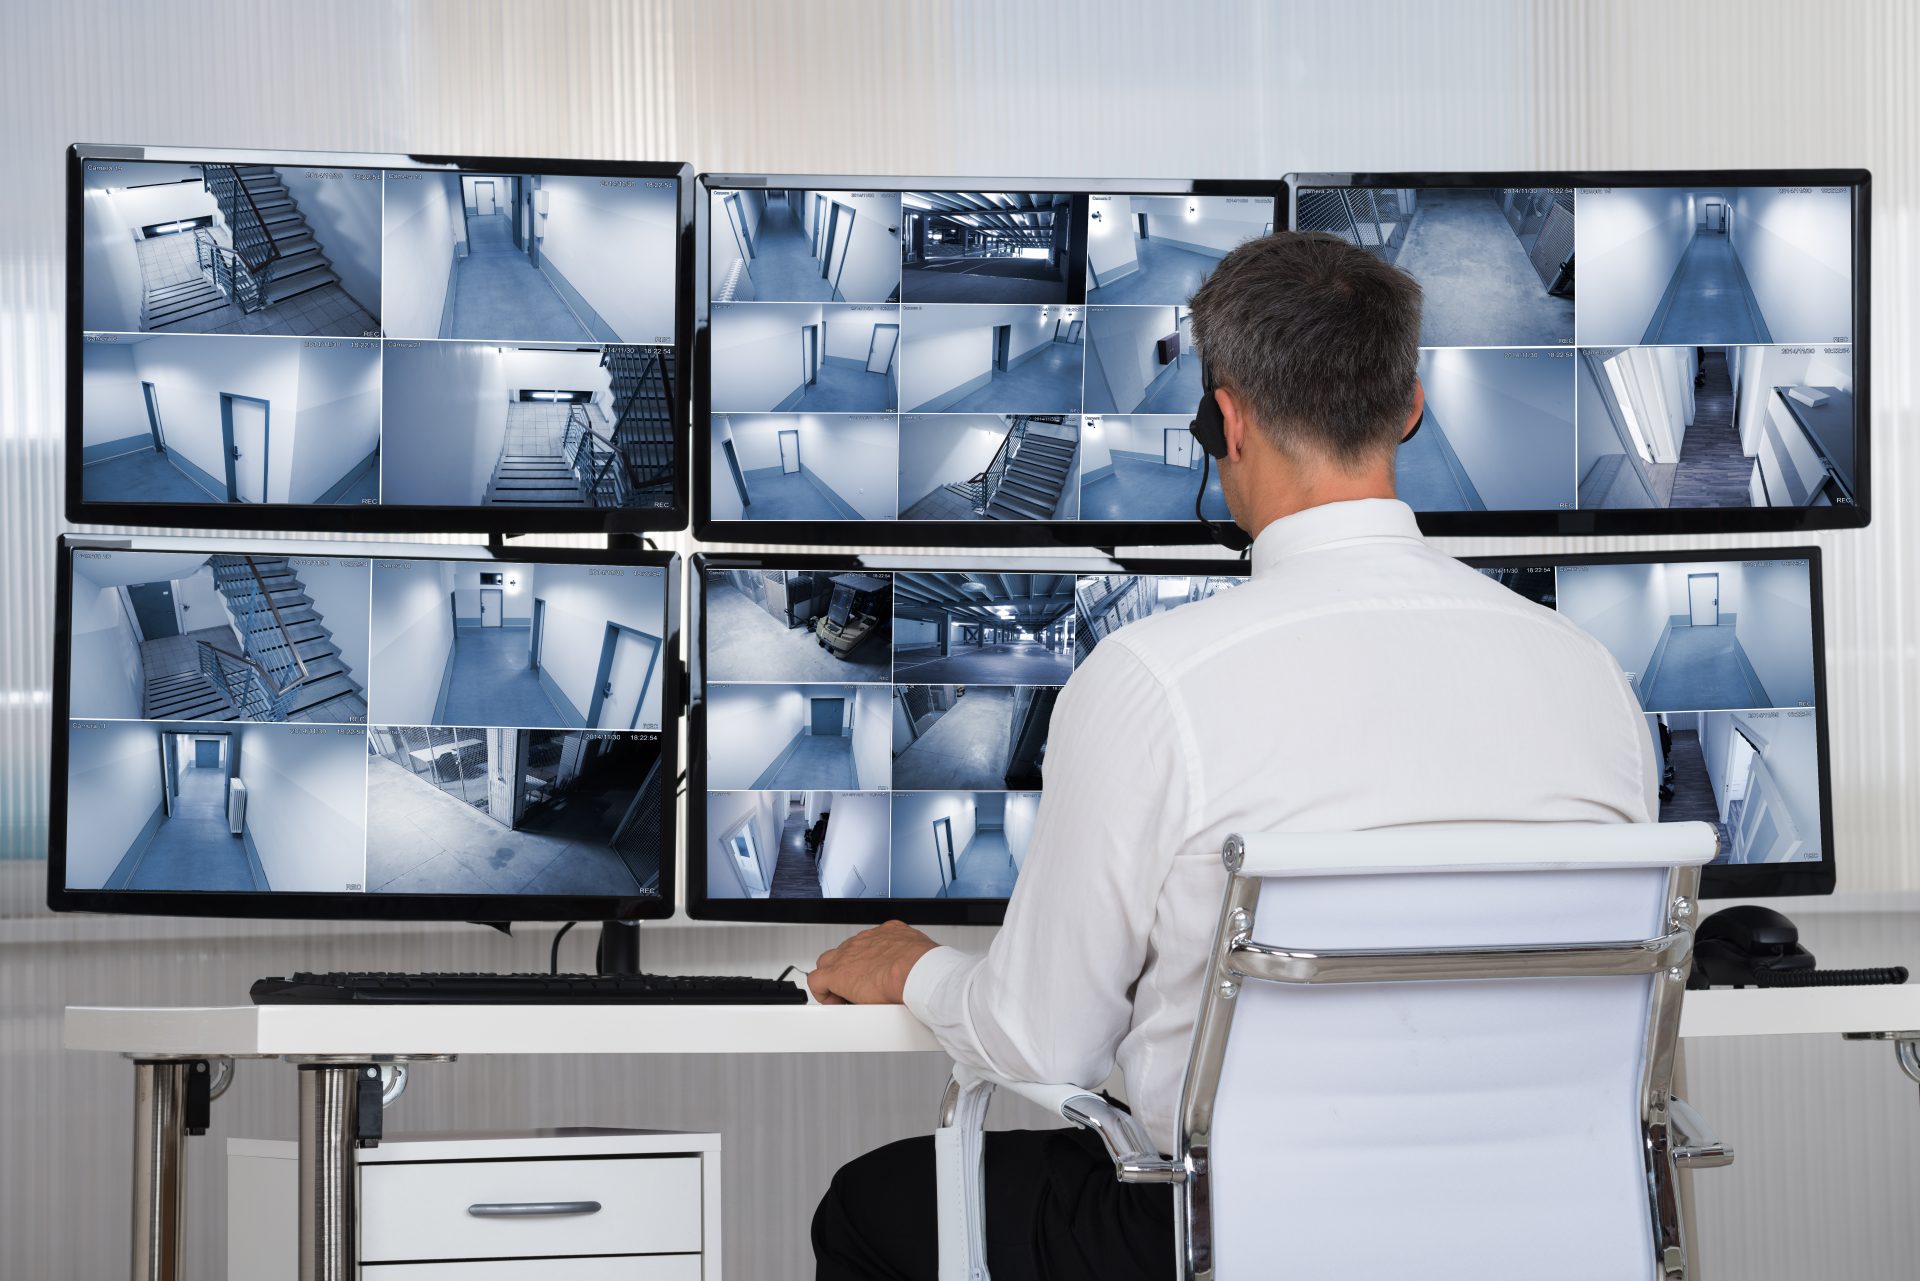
[934,822,1732,1281]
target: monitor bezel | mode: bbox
[65,143,696,535]
[48,533,683,921]
[1287,168,1873,537]
[691,173,1284,548]
[686,545,1834,923]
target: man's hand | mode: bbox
[809,921,939,1005]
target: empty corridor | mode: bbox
[115,762,262,891]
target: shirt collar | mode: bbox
[1249,499,1425,577]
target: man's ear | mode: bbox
[1403,379,1426,441]
[1216,385,1251,463]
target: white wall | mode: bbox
[500,346,610,398]
[276,168,382,317]
[287,344,381,503]
[1575,187,1692,345]
[367,561,456,724]
[1730,187,1853,344]
[126,335,302,498]
[810,190,901,303]
[823,307,891,364]
[79,342,146,449]
[899,304,1058,410]
[1734,710,1822,852]
[888,790,977,898]
[1085,195,1139,284]
[1737,560,1817,706]
[451,563,535,622]
[294,560,371,687]
[706,684,803,789]
[709,303,817,410]
[851,685,891,789]
[1003,791,1040,871]
[535,564,669,729]
[796,415,897,518]
[78,188,144,332]
[898,415,1006,506]
[234,726,367,892]
[1080,415,1113,473]
[64,569,143,720]
[709,416,744,520]
[1417,346,1576,509]
[379,341,506,504]
[1554,561,1667,692]
[1134,193,1273,255]
[895,616,939,648]
[173,563,231,637]
[63,721,164,889]
[537,175,679,344]
[817,792,890,896]
[1085,305,1176,413]
[380,173,461,338]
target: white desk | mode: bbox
[67,991,1920,1281]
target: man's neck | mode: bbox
[1238,465,1396,544]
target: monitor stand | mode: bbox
[595,920,644,976]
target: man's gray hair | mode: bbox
[1188,231,1423,467]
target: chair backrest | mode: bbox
[1179,823,1716,1281]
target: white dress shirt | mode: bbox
[904,498,1657,1155]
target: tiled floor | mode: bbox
[925,342,1084,415]
[1135,352,1205,414]
[900,484,983,521]
[83,448,224,503]
[445,213,593,341]
[1080,454,1225,521]
[1658,727,1731,851]
[893,642,1073,685]
[136,231,377,337]
[502,401,575,456]
[902,256,1073,304]
[364,757,645,895]
[768,804,824,898]
[744,200,836,301]
[892,686,1013,791]
[119,761,262,891]
[1394,190,1574,347]
[749,730,858,790]
[704,583,893,683]
[944,829,1018,898]
[1086,239,1219,306]
[1647,233,1768,344]
[143,626,246,680]
[736,468,864,521]
[792,362,896,412]
[439,627,567,728]
[1641,622,1772,713]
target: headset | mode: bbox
[1188,357,1422,554]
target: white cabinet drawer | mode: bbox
[361,1157,703,1262]
[371,1257,700,1280]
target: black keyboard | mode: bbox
[251,971,809,1006]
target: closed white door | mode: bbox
[228,398,268,503]
[1688,574,1719,627]
[728,824,769,897]
[479,588,503,627]
[597,628,660,729]
[778,430,801,474]
[866,324,898,374]
[473,180,496,216]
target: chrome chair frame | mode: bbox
[933,824,1732,1281]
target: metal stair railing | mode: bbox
[207,556,313,717]
[603,347,678,495]
[968,417,1032,515]
[192,229,265,313]
[194,164,284,312]
[562,405,633,508]
[195,641,301,720]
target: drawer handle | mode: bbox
[466,1201,604,1218]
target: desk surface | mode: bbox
[63,987,1920,1058]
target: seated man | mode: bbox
[808,231,1656,1281]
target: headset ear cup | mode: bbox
[1189,392,1227,460]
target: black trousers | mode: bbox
[813,1128,1176,1281]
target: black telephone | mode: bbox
[1688,906,1908,990]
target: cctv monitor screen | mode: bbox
[1290,171,1870,536]
[68,144,694,533]
[694,175,1281,546]
[688,547,1830,921]
[50,536,679,921]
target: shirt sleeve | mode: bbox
[903,639,1193,1088]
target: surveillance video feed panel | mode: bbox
[1470,548,1833,896]
[51,537,678,920]
[68,144,693,532]
[696,176,1278,545]
[1290,171,1869,535]
[690,547,1829,920]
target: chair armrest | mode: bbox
[1669,1095,1734,1169]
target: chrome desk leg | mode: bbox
[1843,1031,1920,1103]
[297,1063,367,1281]
[130,1060,188,1281]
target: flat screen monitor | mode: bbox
[693,174,1281,546]
[686,547,1830,922]
[68,144,694,533]
[1288,170,1871,535]
[50,535,679,921]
